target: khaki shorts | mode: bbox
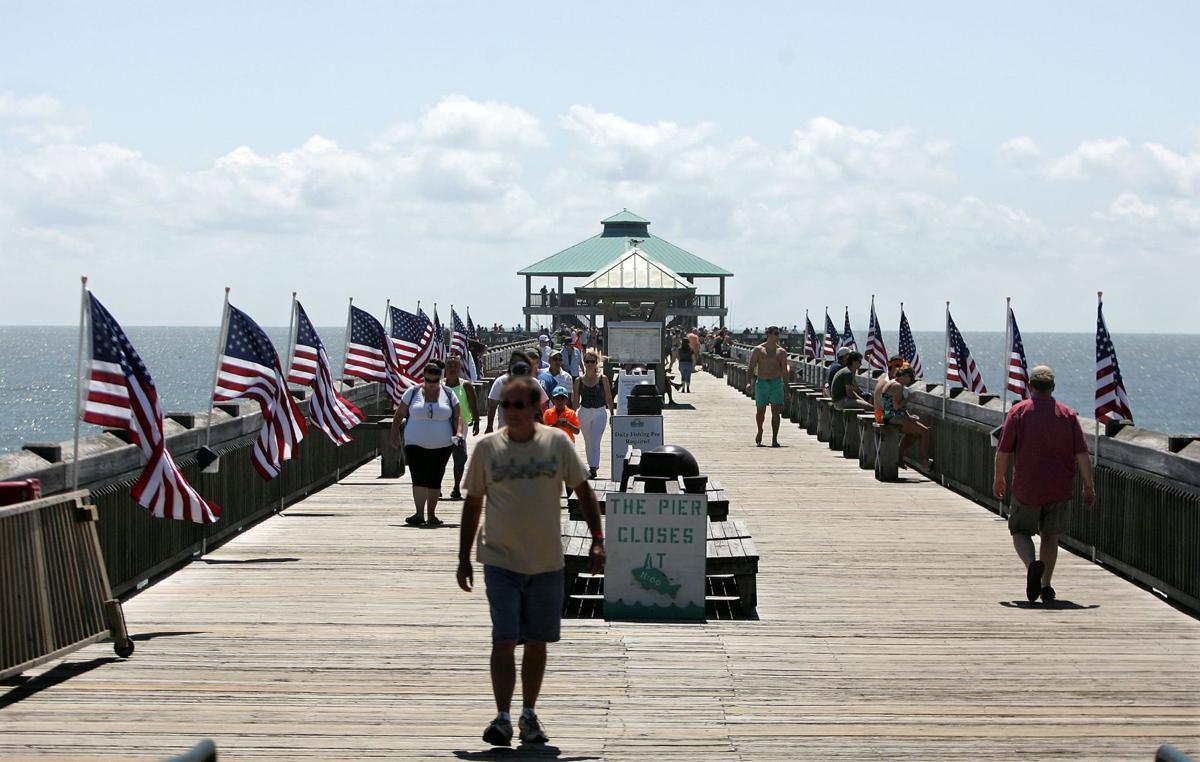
[1007,499,1070,536]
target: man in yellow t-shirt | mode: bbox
[458,375,604,748]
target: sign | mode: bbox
[615,369,656,416]
[610,415,664,483]
[605,492,707,621]
[607,321,662,365]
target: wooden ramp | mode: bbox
[2,371,1198,760]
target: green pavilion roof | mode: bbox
[518,210,733,278]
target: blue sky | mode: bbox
[1,2,1198,332]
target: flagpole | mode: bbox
[1001,297,1011,414]
[942,301,950,420]
[340,297,354,390]
[284,292,298,381]
[71,275,89,492]
[204,287,231,451]
[378,298,389,409]
[1094,291,1102,469]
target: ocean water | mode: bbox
[1,327,1197,454]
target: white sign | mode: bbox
[616,369,657,416]
[607,321,662,365]
[605,492,707,621]
[610,415,664,483]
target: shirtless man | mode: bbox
[746,326,789,447]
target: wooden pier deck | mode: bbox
[3,371,1198,760]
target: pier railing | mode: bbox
[725,343,1200,612]
[0,382,389,596]
[1,490,134,678]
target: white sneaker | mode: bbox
[519,711,549,744]
[482,716,512,747]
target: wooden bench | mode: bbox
[857,414,877,470]
[619,447,642,491]
[873,422,902,482]
[561,518,758,617]
[840,408,862,459]
[567,476,730,522]
[815,397,834,442]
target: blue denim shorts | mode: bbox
[483,565,564,643]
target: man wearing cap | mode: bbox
[537,352,574,405]
[486,360,549,433]
[537,335,552,367]
[543,386,580,442]
[825,345,851,392]
[993,365,1097,604]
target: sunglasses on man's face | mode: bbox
[499,399,531,410]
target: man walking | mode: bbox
[747,326,789,447]
[993,365,1096,603]
[458,375,605,747]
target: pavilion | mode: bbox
[518,210,732,331]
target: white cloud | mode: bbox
[998,136,1040,165]
[0,93,1196,332]
[1045,136,1200,195]
[0,91,85,144]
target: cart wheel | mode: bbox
[114,639,135,658]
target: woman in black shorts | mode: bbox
[389,360,463,527]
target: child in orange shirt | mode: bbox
[543,386,580,442]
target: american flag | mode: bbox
[898,306,923,377]
[345,305,405,402]
[1006,307,1031,400]
[822,311,838,360]
[215,305,307,481]
[803,315,818,359]
[450,308,479,381]
[946,310,987,393]
[84,293,219,523]
[865,301,888,370]
[389,306,434,380]
[288,300,364,445]
[1095,298,1134,423]
[466,310,479,342]
[837,307,858,352]
[430,307,446,362]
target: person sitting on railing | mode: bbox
[874,355,907,422]
[879,365,931,467]
[831,352,870,410]
[825,346,851,392]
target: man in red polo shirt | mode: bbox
[994,365,1096,604]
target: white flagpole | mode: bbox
[1094,291,1102,469]
[378,299,390,408]
[71,275,89,492]
[1001,297,1011,414]
[340,297,354,389]
[284,292,298,381]
[942,301,950,420]
[200,286,231,474]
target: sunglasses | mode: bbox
[499,400,531,410]
[584,359,597,364]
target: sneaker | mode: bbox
[1026,560,1045,603]
[588,467,598,480]
[449,489,463,501]
[482,717,513,747]
[518,712,549,744]
[1040,585,1056,603]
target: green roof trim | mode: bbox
[601,209,651,225]
[519,210,733,278]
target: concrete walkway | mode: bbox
[2,371,1198,760]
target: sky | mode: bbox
[1,1,1198,333]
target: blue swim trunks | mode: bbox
[754,377,785,407]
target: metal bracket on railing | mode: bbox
[73,503,98,522]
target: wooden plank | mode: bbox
[2,370,1198,761]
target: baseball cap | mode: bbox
[552,385,570,398]
[538,334,549,342]
[836,346,851,358]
